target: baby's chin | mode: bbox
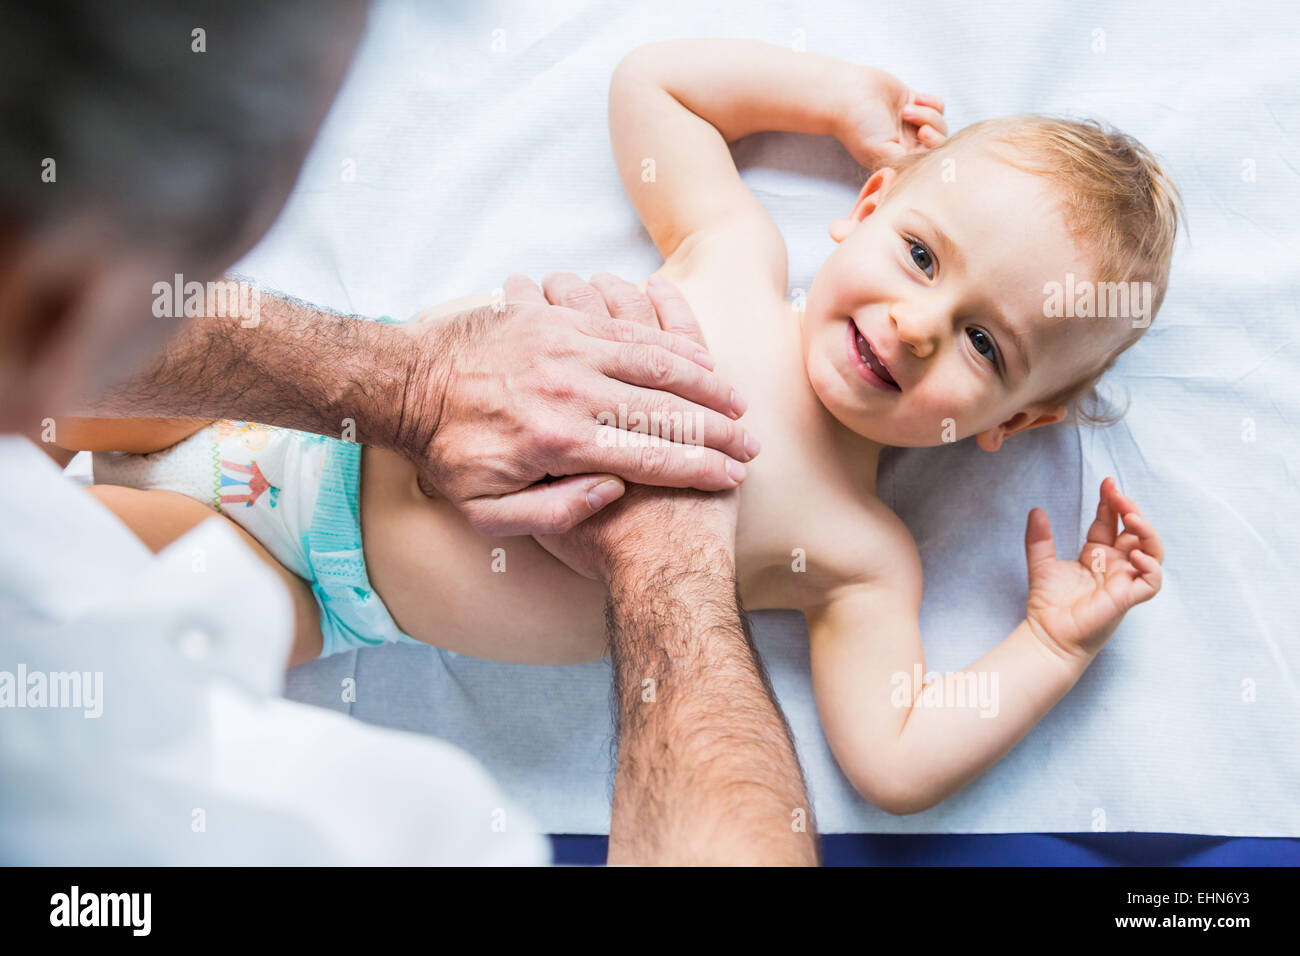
[804,354,896,445]
[804,361,967,449]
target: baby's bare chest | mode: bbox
[665,275,899,608]
[734,456,906,610]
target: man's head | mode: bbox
[0,0,368,431]
[801,115,1182,450]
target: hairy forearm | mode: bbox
[81,282,427,450]
[869,621,1093,815]
[605,547,817,865]
[623,38,856,142]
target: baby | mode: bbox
[59,39,1177,814]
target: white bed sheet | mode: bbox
[242,0,1300,834]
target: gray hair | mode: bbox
[0,0,367,262]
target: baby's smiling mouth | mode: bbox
[847,319,901,391]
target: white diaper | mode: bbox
[93,422,418,657]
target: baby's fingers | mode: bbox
[916,125,946,148]
[902,106,947,150]
[1105,481,1163,564]
[912,91,945,114]
[1084,478,1119,547]
[1120,510,1165,564]
[1113,546,1163,609]
[902,103,948,137]
[1023,507,1057,579]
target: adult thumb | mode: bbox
[463,475,625,536]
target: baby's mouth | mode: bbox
[848,319,901,391]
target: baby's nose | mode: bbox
[890,302,947,357]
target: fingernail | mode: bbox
[730,389,748,418]
[694,350,716,370]
[744,431,761,459]
[586,479,623,511]
[726,458,747,485]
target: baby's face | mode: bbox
[801,144,1116,450]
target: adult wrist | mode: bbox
[602,489,739,594]
[367,314,458,461]
[604,532,739,637]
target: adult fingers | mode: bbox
[596,340,747,421]
[588,272,658,328]
[585,380,756,462]
[503,273,548,305]
[646,274,708,346]
[542,271,613,320]
[462,474,626,537]
[572,430,746,492]
[578,315,716,369]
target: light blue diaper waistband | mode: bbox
[303,436,422,658]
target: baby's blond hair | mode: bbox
[890,115,1183,426]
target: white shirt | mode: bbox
[0,436,548,865]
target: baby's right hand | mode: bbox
[1023,478,1165,662]
[834,67,947,169]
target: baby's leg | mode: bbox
[25,417,211,468]
[88,485,323,665]
[54,417,214,454]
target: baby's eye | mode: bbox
[906,237,935,278]
[966,327,998,366]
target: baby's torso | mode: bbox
[357,262,916,663]
[666,264,899,609]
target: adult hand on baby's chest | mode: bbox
[394,273,756,537]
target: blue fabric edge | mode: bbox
[548,833,1300,866]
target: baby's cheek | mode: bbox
[816,250,869,310]
[828,271,873,314]
[803,349,840,411]
[905,385,980,443]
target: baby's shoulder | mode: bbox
[663,216,790,299]
[818,493,922,594]
[756,490,922,612]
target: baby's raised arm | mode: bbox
[609,39,945,277]
[808,479,1165,814]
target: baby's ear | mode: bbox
[976,404,1068,452]
[830,168,898,243]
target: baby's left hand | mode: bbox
[834,67,947,169]
[1023,477,1165,662]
